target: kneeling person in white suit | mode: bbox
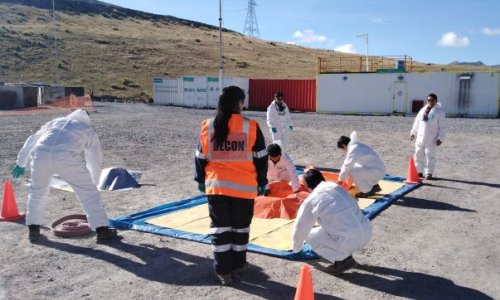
[292,169,372,275]
[266,141,300,193]
[11,109,118,243]
[337,131,386,198]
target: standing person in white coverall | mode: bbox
[266,141,300,193]
[410,93,446,180]
[266,91,293,151]
[337,131,386,198]
[293,169,372,275]
[11,109,118,243]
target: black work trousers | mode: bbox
[207,195,254,275]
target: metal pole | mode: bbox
[52,0,60,86]
[355,33,369,72]
[218,0,224,93]
[365,34,369,72]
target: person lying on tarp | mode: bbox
[336,131,386,198]
[266,141,300,194]
[292,168,372,275]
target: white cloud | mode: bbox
[286,41,297,45]
[482,27,500,36]
[437,32,470,47]
[292,29,327,43]
[334,44,357,54]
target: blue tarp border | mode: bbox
[111,168,420,260]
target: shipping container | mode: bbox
[153,76,249,108]
[248,79,316,112]
[317,72,500,117]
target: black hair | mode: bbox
[337,135,351,149]
[303,169,325,190]
[267,143,282,157]
[275,91,284,98]
[212,86,245,146]
[428,93,438,101]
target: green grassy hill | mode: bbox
[1,0,498,100]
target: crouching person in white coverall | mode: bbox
[266,141,300,193]
[11,109,118,243]
[266,91,293,151]
[293,169,372,275]
[410,93,446,180]
[337,131,386,198]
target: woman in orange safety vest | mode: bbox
[194,86,268,285]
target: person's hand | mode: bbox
[436,139,442,146]
[198,183,206,193]
[271,127,277,133]
[11,165,25,178]
[289,125,293,131]
[410,134,415,141]
[257,186,266,196]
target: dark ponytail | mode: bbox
[212,86,245,146]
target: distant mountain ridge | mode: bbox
[449,61,500,68]
[0,0,225,31]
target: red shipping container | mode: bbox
[248,79,316,112]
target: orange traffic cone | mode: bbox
[294,265,314,300]
[0,180,25,221]
[403,157,422,184]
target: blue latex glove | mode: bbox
[271,127,277,133]
[11,165,25,178]
[289,125,293,131]
[257,186,266,196]
[198,183,206,193]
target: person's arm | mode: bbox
[266,104,276,129]
[437,109,446,144]
[284,153,300,192]
[292,199,316,252]
[285,105,293,127]
[410,109,422,139]
[194,140,207,183]
[84,130,103,186]
[16,124,48,167]
[338,149,356,182]
[253,125,268,187]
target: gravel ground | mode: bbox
[1,102,499,299]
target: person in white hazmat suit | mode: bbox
[410,93,446,180]
[337,131,386,198]
[266,91,293,151]
[266,141,300,193]
[292,169,372,275]
[11,109,118,243]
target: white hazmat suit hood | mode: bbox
[67,109,91,126]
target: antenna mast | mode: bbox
[243,0,260,37]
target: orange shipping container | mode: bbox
[248,79,316,112]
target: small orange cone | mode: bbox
[294,265,314,300]
[403,157,422,184]
[0,180,25,221]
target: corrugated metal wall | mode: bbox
[317,72,500,117]
[249,79,316,112]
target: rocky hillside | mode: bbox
[1,0,497,100]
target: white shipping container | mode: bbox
[317,72,500,117]
[153,76,249,108]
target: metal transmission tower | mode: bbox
[243,0,260,37]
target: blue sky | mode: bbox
[101,0,500,65]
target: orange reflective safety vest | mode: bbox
[200,114,259,199]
